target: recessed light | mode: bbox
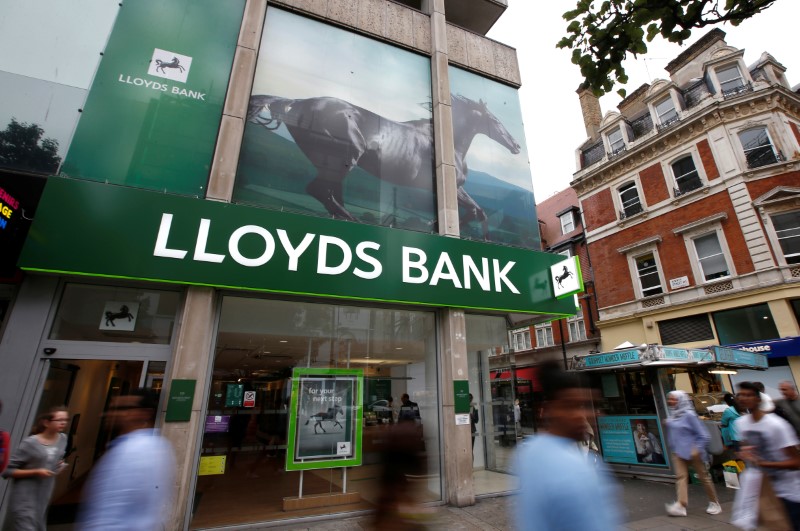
[395,347,403,350]
[279,340,288,343]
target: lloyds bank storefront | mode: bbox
[0,1,579,528]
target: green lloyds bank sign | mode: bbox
[20,179,577,315]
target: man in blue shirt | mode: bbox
[514,363,621,530]
[78,389,175,530]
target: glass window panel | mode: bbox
[671,156,702,194]
[717,65,744,92]
[636,253,663,296]
[712,304,779,344]
[694,233,730,280]
[49,284,180,344]
[535,323,554,347]
[560,212,575,234]
[192,297,440,528]
[568,319,586,342]
[655,97,678,124]
[619,182,642,217]
[739,127,777,168]
[607,128,624,152]
[772,211,800,264]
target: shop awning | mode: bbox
[569,345,768,371]
[721,336,800,358]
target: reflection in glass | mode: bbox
[190,296,439,528]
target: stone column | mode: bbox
[161,286,217,530]
[430,0,475,507]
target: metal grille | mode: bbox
[704,281,734,295]
[683,80,709,109]
[791,266,800,278]
[630,113,653,140]
[658,315,714,345]
[581,140,605,168]
[642,296,665,308]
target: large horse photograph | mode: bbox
[234,8,540,248]
[295,378,355,460]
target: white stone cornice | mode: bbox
[672,212,728,234]
[616,235,663,254]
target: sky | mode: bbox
[487,1,800,203]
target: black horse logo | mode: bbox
[554,266,574,289]
[304,405,344,434]
[155,56,185,74]
[105,305,134,327]
[246,94,521,240]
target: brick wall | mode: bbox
[581,189,616,230]
[697,139,720,181]
[639,163,670,205]
[745,171,800,200]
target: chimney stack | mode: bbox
[577,85,602,139]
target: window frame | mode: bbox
[560,212,575,235]
[737,126,780,169]
[654,95,679,127]
[634,251,665,298]
[535,322,554,347]
[510,328,532,351]
[766,208,800,266]
[617,180,644,219]
[567,308,587,342]
[669,153,704,197]
[688,229,734,283]
[716,63,746,96]
[606,127,626,156]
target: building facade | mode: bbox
[0,0,576,528]
[572,29,800,396]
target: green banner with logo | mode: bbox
[20,179,577,315]
[61,0,245,196]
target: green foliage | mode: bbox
[557,0,779,96]
[0,118,61,174]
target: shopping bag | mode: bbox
[731,468,761,530]
[724,467,741,489]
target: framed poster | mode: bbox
[285,368,363,471]
[597,415,669,467]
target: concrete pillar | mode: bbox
[161,286,217,531]
[430,0,475,507]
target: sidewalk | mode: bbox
[286,477,740,530]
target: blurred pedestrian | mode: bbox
[2,406,69,530]
[78,389,175,530]
[664,390,721,517]
[469,394,479,449]
[514,362,621,530]
[720,392,742,450]
[776,381,800,437]
[0,400,9,475]
[752,381,776,413]
[513,398,521,437]
[735,381,800,530]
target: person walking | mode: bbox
[776,381,800,437]
[0,401,10,476]
[514,362,621,530]
[735,381,800,530]
[720,392,742,450]
[2,406,69,531]
[664,390,721,517]
[78,389,175,530]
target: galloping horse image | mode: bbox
[246,94,521,239]
[554,265,574,289]
[305,405,344,434]
[104,304,134,327]
[155,57,184,74]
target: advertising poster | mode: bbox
[204,415,230,434]
[286,368,363,471]
[61,0,245,195]
[225,383,244,408]
[235,8,436,233]
[448,66,540,250]
[597,415,668,467]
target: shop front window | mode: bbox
[190,296,440,528]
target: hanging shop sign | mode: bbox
[285,368,363,471]
[597,415,669,468]
[20,179,579,315]
[550,255,583,298]
[60,0,245,196]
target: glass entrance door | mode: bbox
[34,359,165,527]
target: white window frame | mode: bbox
[716,63,746,95]
[621,241,666,299]
[557,249,572,258]
[764,207,800,266]
[606,126,626,155]
[681,225,735,284]
[633,251,665,297]
[560,212,575,234]
[567,308,587,342]
[654,95,679,127]
[669,153,704,197]
[617,180,644,219]
[737,125,780,169]
[535,322,554,347]
[511,328,532,351]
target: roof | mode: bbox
[536,187,581,250]
[665,28,726,74]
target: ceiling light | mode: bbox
[279,340,288,343]
[709,368,738,375]
[395,347,403,350]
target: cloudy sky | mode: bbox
[487,1,799,202]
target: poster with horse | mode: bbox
[286,368,363,471]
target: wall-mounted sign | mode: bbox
[669,276,690,289]
[285,368,363,471]
[204,415,230,434]
[583,349,641,368]
[711,346,769,369]
[61,0,245,196]
[98,301,139,331]
[165,379,196,422]
[225,383,244,408]
[243,391,256,408]
[597,415,669,468]
[198,455,226,476]
[21,179,578,316]
[453,380,471,414]
[550,255,583,298]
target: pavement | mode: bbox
[284,477,741,530]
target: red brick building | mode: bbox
[572,29,800,388]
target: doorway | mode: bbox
[34,359,166,527]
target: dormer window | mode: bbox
[560,212,575,234]
[717,64,746,97]
[739,127,779,168]
[654,96,679,128]
[671,155,703,196]
[618,182,643,219]
[607,127,625,156]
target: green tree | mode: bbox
[0,118,61,174]
[557,0,779,97]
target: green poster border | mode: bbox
[285,368,364,471]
